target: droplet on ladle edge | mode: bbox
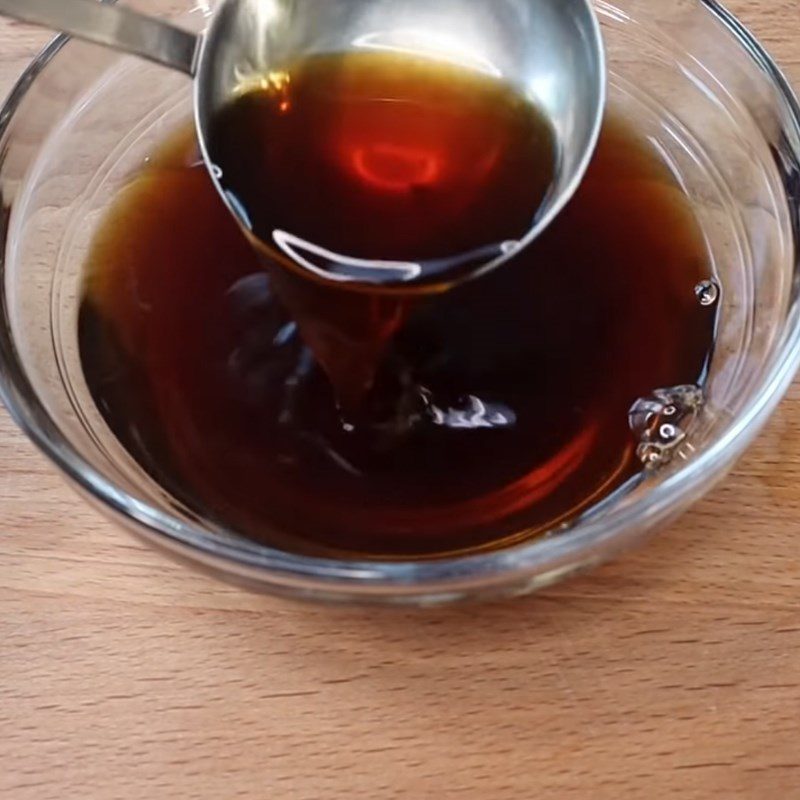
[628,384,705,468]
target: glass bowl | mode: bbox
[1,0,799,605]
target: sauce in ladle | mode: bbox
[207,51,557,288]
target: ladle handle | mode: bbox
[0,0,199,76]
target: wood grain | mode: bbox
[2,3,800,798]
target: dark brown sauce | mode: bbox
[79,52,716,559]
[206,52,557,288]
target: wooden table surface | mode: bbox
[3,3,800,798]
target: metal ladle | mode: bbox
[0,0,606,290]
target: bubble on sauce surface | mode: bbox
[695,279,720,307]
[628,384,704,468]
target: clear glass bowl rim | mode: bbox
[1,0,799,600]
